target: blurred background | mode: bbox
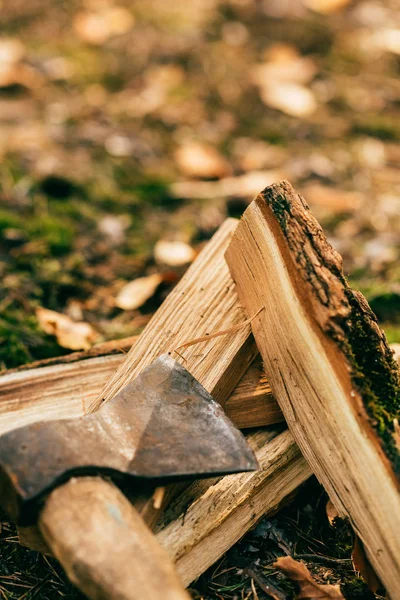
[0,1,400,597]
[1,0,400,369]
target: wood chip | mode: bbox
[115,274,163,310]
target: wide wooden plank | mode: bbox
[226,180,400,599]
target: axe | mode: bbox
[0,354,258,599]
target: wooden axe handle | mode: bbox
[38,477,190,600]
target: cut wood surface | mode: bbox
[226,180,400,599]
[0,344,282,435]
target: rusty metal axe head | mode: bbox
[0,355,258,525]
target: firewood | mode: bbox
[0,347,281,436]
[225,180,400,599]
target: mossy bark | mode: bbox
[263,180,400,477]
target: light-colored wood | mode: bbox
[156,429,310,586]
[21,429,311,588]
[39,477,190,600]
[0,351,282,435]
[95,219,257,409]
[226,180,400,600]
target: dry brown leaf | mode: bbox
[115,273,163,310]
[274,556,344,599]
[252,44,317,86]
[352,536,381,593]
[36,307,98,351]
[325,499,340,526]
[175,142,231,179]
[259,82,317,118]
[303,0,350,14]
[0,38,26,88]
[73,7,134,45]
[154,240,195,266]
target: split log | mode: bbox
[0,345,281,436]
[225,180,400,599]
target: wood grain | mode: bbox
[39,478,190,600]
[0,351,281,435]
[95,218,257,409]
[157,429,310,586]
[226,180,400,599]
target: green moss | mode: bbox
[0,210,23,234]
[343,289,400,476]
[27,215,75,256]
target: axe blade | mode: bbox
[0,355,258,524]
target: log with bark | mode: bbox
[225,180,400,599]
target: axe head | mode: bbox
[0,355,258,524]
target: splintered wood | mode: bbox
[226,180,400,599]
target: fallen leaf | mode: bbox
[352,536,381,594]
[259,81,317,118]
[302,0,350,14]
[374,29,400,55]
[115,274,163,310]
[325,499,340,526]
[252,44,317,85]
[175,142,231,179]
[274,556,345,599]
[154,241,196,266]
[36,307,98,351]
[0,38,26,88]
[73,6,134,45]
[0,38,25,65]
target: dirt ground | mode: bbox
[0,0,399,598]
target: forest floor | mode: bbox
[0,0,399,598]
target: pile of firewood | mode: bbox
[0,181,398,600]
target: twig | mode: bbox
[174,307,264,354]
